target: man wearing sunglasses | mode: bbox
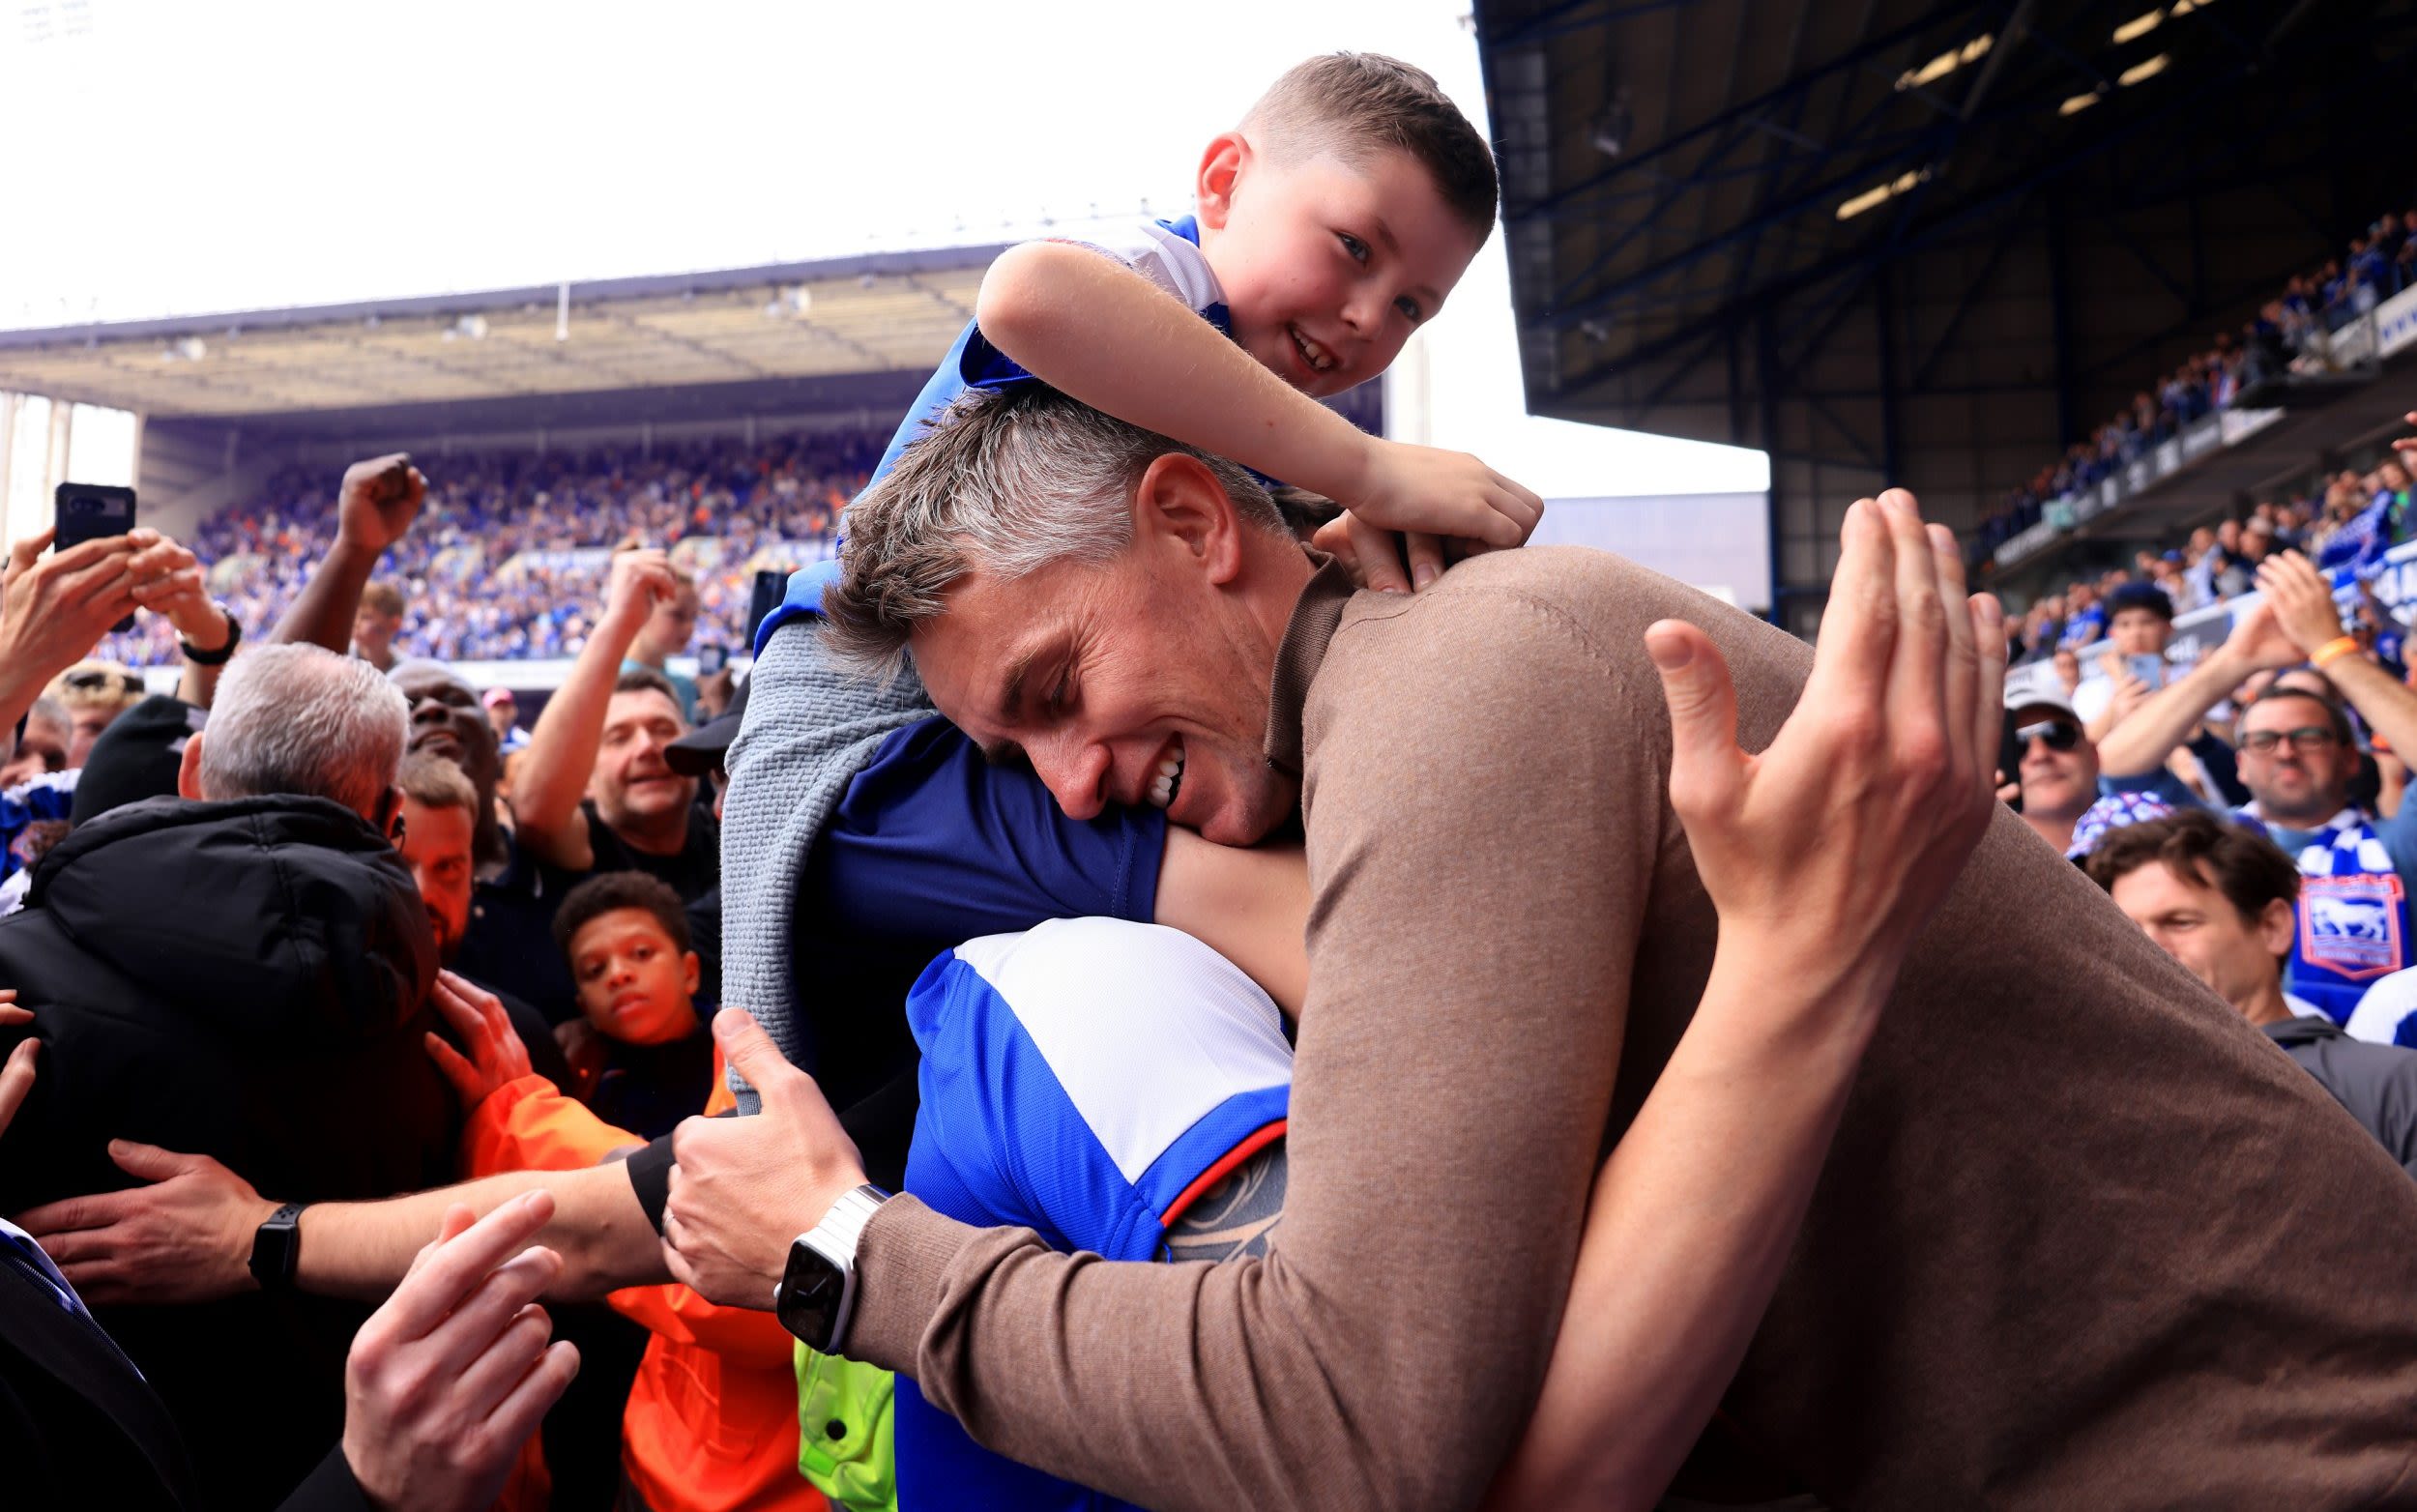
[2006,686,2178,859]
[2100,549,2417,1021]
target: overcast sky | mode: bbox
[0,0,1766,495]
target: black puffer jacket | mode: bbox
[0,794,457,1510]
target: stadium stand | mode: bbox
[91,427,879,669]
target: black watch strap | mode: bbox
[248,1202,306,1292]
[180,606,243,665]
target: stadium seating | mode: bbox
[98,426,886,667]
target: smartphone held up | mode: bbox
[54,482,138,633]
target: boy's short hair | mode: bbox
[360,580,407,618]
[552,870,692,960]
[397,750,479,823]
[1243,52,1498,241]
[2082,809,2301,933]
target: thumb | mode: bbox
[712,1009,792,1088]
[1645,621,1745,816]
[107,1140,201,1183]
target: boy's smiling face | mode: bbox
[568,906,702,1047]
[1195,136,1486,399]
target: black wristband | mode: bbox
[626,1131,678,1235]
[180,606,243,666]
[248,1202,306,1291]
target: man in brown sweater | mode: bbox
[661,387,2417,1510]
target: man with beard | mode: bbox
[393,750,569,1090]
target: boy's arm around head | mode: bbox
[822,567,1660,1512]
[975,241,1538,592]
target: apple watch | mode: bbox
[773,1183,889,1353]
[248,1203,307,1292]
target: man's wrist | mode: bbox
[172,603,231,648]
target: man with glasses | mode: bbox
[2099,549,2417,1020]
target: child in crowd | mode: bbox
[551,871,716,1141]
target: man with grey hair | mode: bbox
[665,382,2417,1512]
[0,641,464,1509]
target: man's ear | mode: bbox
[1132,453,1247,587]
[681,950,701,999]
[1194,131,1248,231]
[2258,896,2297,960]
[175,730,206,800]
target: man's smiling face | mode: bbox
[912,547,1299,847]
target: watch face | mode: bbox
[777,1243,845,1347]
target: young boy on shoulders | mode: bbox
[729,52,1535,1104]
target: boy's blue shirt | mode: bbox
[754,217,1229,654]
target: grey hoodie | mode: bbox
[2263,1014,2417,1177]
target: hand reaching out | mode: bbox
[16,1141,272,1305]
[340,1194,579,1512]
[335,454,428,557]
[423,971,535,1108]
[1645,490,2003,995]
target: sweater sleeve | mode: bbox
[844,587,1658,1512]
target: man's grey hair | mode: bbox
[199,644,411,818]
[821,384,1288,673]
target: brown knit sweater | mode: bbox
[850,546,2417,1511]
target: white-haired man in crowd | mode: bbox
[0,643,572,1509]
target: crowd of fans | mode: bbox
[93,426,881,670]
[2002,450,2416,667]
[1973,207,2417,561]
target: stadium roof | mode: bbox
[1476,0,2417,627]
[0,243,1003,425]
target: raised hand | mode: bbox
[17,1141,272,1305]
[602,544,679,628]
[124,531,230,651]
[1333,436,1545,594]
[2217,596,2306,675]
[2256,550,2349,655]
[335,453,428,557]
[1645,489,2002,994]
[423,971,535,1108]
[2394,411,2416,459]
[0,528,148,693]
[662,1009,863,1309]
[340,1194,579,1512]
